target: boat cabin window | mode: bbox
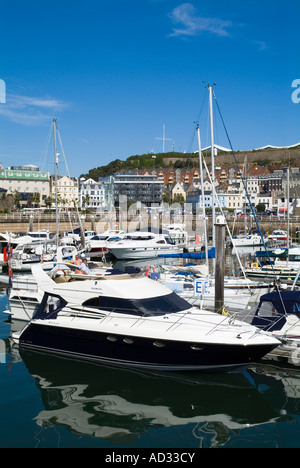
[30,233,47,238]
[165,237,176,245]
[83,292,190,316]
[290,255,300,261]
[183,283,194,291]
[257,301,280,317]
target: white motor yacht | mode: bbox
[86,230,125,258]
[108,230,184,260]
[12,264,280,372]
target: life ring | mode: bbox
[251,262,258,269]
[56,268,66,276]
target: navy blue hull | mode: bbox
[19,323,277,372]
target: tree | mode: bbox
[30,192,40,207]
[44,196,55,209]
[82,194,90,208]
[12,190,21,209]
[72,198,79,209]
[256,203,266,213]
[173,194,185,204]
[162,193,170,203]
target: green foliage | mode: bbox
[80,152,197,180]
[172,193,185,203]
[256,203,266,213]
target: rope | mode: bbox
[56,123,84,237]
[212,90,288,314]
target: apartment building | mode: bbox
[0,165,50,206]
[112,172,163,207]
[50,175,79,208]
[79,177,105,210]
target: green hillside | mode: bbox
[80,146,300,180]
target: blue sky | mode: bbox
[0,0,299,176]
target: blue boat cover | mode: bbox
[158,248,215,259]
[252,290,300,332]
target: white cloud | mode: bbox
[252,40,268,51]
[0,93,69,126]
[168,3,232,38]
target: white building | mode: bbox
[51,175,79,209]
[246,176,260,195]
[79,178,105,210]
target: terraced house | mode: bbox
[50,175,79,209]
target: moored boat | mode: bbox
[267,230,291,247]
[12,264,280,372]
[250,289,300,365]
[231,233,264,248]
[108,230,184,260]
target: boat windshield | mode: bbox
[107,236,123,242]
[83,292,190,316]
[91,235,105,241]
[165,236,176,245]
[34,293,68,320]
[30,233,48,238]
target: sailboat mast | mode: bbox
[208,85,215,246]
[287,167,290,267]
[53,118,59,247]
[244,155,247,234]
[196,124,209,270]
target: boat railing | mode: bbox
[12,277,38,291]
[60,301,269,340]
[76,303,224,332]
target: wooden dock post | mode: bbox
[80,215,86,248]
[215,215,226,313]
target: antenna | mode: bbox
[156,124,172,153]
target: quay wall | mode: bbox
[0,215,299,240]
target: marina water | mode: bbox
[1,249,300,448]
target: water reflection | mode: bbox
[18,348,285,448]
[249,364,300,416]
[3,296,300,448]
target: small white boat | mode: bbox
[162,223,193,245]
[231,234,264,248]
[273,247,300,270]
[267,230,291,247]
[9,244,80,272]
[9,243,56,272]
[86,230,125,258]
[250,289,300,366]
[245,264,300,284]
[13,230,56,246]
[157,265,272,311]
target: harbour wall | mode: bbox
[0,215,299,240]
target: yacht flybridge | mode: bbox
[13,264,279,372]
[108,230,183,260]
